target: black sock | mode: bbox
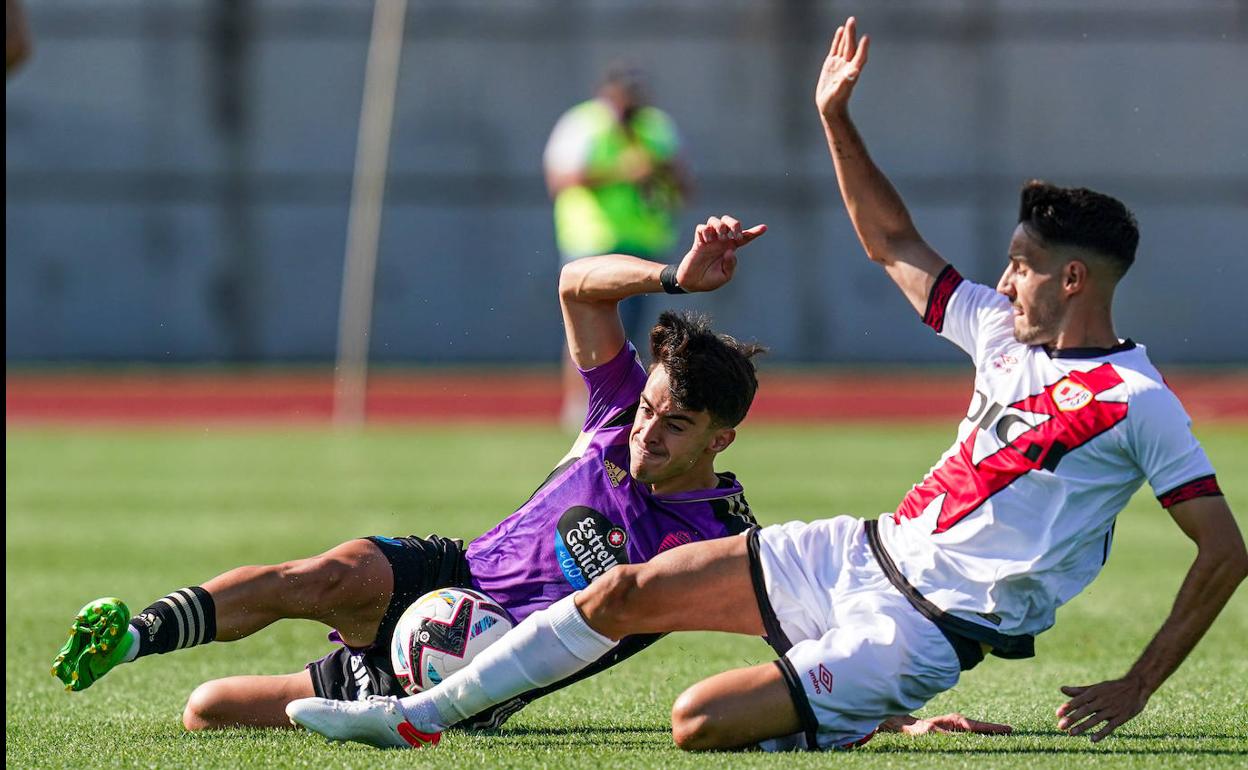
[129,587,217,658]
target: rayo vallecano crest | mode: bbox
[1051,377,1093,412]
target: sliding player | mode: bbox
[53,216,769,732]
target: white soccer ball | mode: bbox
[390,587,513,695]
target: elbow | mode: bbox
[1201,538,1248,588]
[1229,546,1248,585]
[859,231,927,268]
[558,261,585,302]
[1217,528,1248,583]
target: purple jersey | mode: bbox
[465,342,756,623]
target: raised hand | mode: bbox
[674,215,767,293]
[815,16,870,120]
[1056,678,1150,742]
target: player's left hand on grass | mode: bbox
[1056,677,1149,742]
[878,712,1013,736]
[675,215,767,293]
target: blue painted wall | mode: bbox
[7,1,1246,363]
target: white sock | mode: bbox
[398,593,614,729]
[121,627,140,663]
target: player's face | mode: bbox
[629,366,727,489]
[997,224,1067,346]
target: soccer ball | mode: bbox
[390,587,513,695]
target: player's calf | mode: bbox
[203,539,392,645]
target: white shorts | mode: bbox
[749,516,962,751]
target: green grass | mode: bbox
[7,422,1248,768]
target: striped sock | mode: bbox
[129,587,217,658]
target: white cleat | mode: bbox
[286,696,442,749]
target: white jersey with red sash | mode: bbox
[875,266,1223,640]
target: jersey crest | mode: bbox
[895,363,1129,533]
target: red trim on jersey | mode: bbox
[895,363,1129,533]
[1158,474,1222,508]
[922,265,964,332]
[838,730,877,750]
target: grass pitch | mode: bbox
[7,422,1247,768]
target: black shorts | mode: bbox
[306,533,470,702]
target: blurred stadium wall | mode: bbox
[6,1,1247,365]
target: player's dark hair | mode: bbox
[649,310,765,429]
[1018,180,1139,278]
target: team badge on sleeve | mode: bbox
[1051,378,1093,412]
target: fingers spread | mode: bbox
[1060,685,1087,697]
[1090,716,1127,743]
[1058,701,1095,730]
[1067,712,1107,737]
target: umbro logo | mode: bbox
[807,664,834,694]
[603,459,627,487]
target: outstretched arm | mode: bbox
[1056,495,1247,742]
[816,17,948,316]
[558,215,766,369]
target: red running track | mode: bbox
[6,369,1248,425]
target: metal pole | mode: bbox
[334,0,407,425]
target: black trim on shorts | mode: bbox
[774,658,819,751]
[746,527,792,655]
[863,520,1033,669]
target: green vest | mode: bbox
[553,100,682,259]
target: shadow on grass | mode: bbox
[184,725,1246,757]
[478,725,672,738]
[998,729,1248,741]
[868,732,1246,756]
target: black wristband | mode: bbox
[659,264,688,295]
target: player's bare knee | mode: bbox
[183,680,228,731]
[670,687,720,751]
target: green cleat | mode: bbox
[52,598,134,692]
